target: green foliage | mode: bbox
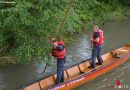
[118,0,130,6]
[0,0,130,64]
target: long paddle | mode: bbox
[43,63,48,72]
[89,20,96,66]
[42,36,52,73]
[43,0,74,73]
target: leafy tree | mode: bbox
[0,0,130,64]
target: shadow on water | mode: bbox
[0,17,130,90]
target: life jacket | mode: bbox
[52,41,66,59]
[93,30,104,46]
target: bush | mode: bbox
[0,0,130,64]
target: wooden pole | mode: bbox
[44,0,74,72]
[43,63,48,72]
[56,0,74,40]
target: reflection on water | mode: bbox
[0,17,130,90]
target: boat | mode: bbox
[19,43,130,90]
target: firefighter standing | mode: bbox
[88,25,104,68]
[51,38,66,84]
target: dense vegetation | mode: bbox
[0,0,130,65]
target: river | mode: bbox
[0,17,130,90]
